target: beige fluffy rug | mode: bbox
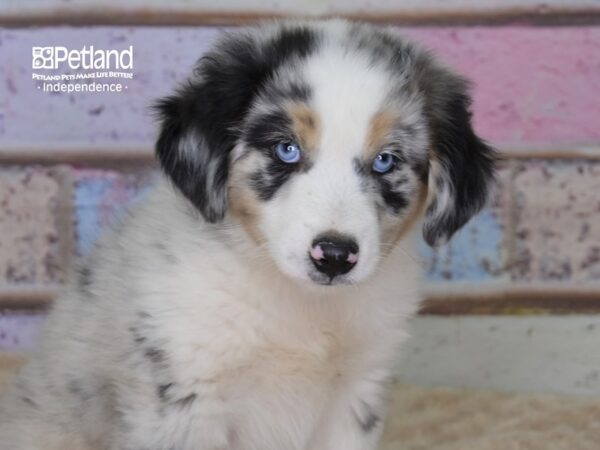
[1,353,599,449]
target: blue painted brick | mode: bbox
[0,313,46,351]
[419,207,507,282]
[74,169,154,254]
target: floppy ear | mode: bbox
[421,68,496,247]
[154,27,317,222]
[154,34,264,222]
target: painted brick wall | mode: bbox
[1,17,599,349]
[0,166,71,285]
[3,27,600,147]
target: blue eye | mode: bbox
[372,152,395,173]
[275,142,301,164]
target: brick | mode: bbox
[420,166,511,282]
[0,166,71,285]
[0,27,220,149]
[0,312,45,351]
[332,0,600,15]
[2,0,599,21]
[2,27,600,151]
[406,27,600,148]
[511,160,600,282]
[74,169,154,254]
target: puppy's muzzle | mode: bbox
[310,234,359,280]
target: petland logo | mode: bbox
[32,46,133,70]
[32,45,134,94]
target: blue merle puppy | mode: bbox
[0,19,494,450]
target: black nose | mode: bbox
[309,235,359,279]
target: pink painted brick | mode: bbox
[511,160,600,282]
[407,27,600,147]
[1,26,599,150]
[0,166,72,285]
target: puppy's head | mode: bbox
[155,21,495,286]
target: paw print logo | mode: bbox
[32,47,54,69]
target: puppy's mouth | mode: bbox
[307,270,354,286]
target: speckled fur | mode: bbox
[0,20,493,450]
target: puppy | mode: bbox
[0,20,494,450]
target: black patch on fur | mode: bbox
[144,347,166,364]
[359,411,380,433]
[411,158,429,185]
[243,110,294,152]
[79,266,92,289]
[78,265,95,300]
[260,81,311,104]
[356,29,401,61]
[129,325,146,344]
[131,312,171,375]
[419,71,496,246]
[353,402,381,434]
[15,378,38,408]
[354,157,410,214]
[379,178,409,213]
[67,379,94,403]
[351,24,421,79]
[174,393,197,409]
[20,395,37,408]
[154,25,319,222]
[243,109,312,200]
[157,385,198,411]
[250,162,299,201]
[157,383,174,401]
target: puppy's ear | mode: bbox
[421,67,496,247]
[154,27,317,222]
[154,34,260,222]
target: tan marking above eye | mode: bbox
[365,110,397,160]
[286,103,320,154]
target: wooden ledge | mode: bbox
[1,3,600,27]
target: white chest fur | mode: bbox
[97,189,422,450]
[123,248,417,450]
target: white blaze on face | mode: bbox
[305,40,394,161]
[256,43,395,285]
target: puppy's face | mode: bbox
[228,50,429,286]
[155,21,495,287]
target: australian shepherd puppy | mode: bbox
[0,20,494,450]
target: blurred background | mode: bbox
[1,0,600,410]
